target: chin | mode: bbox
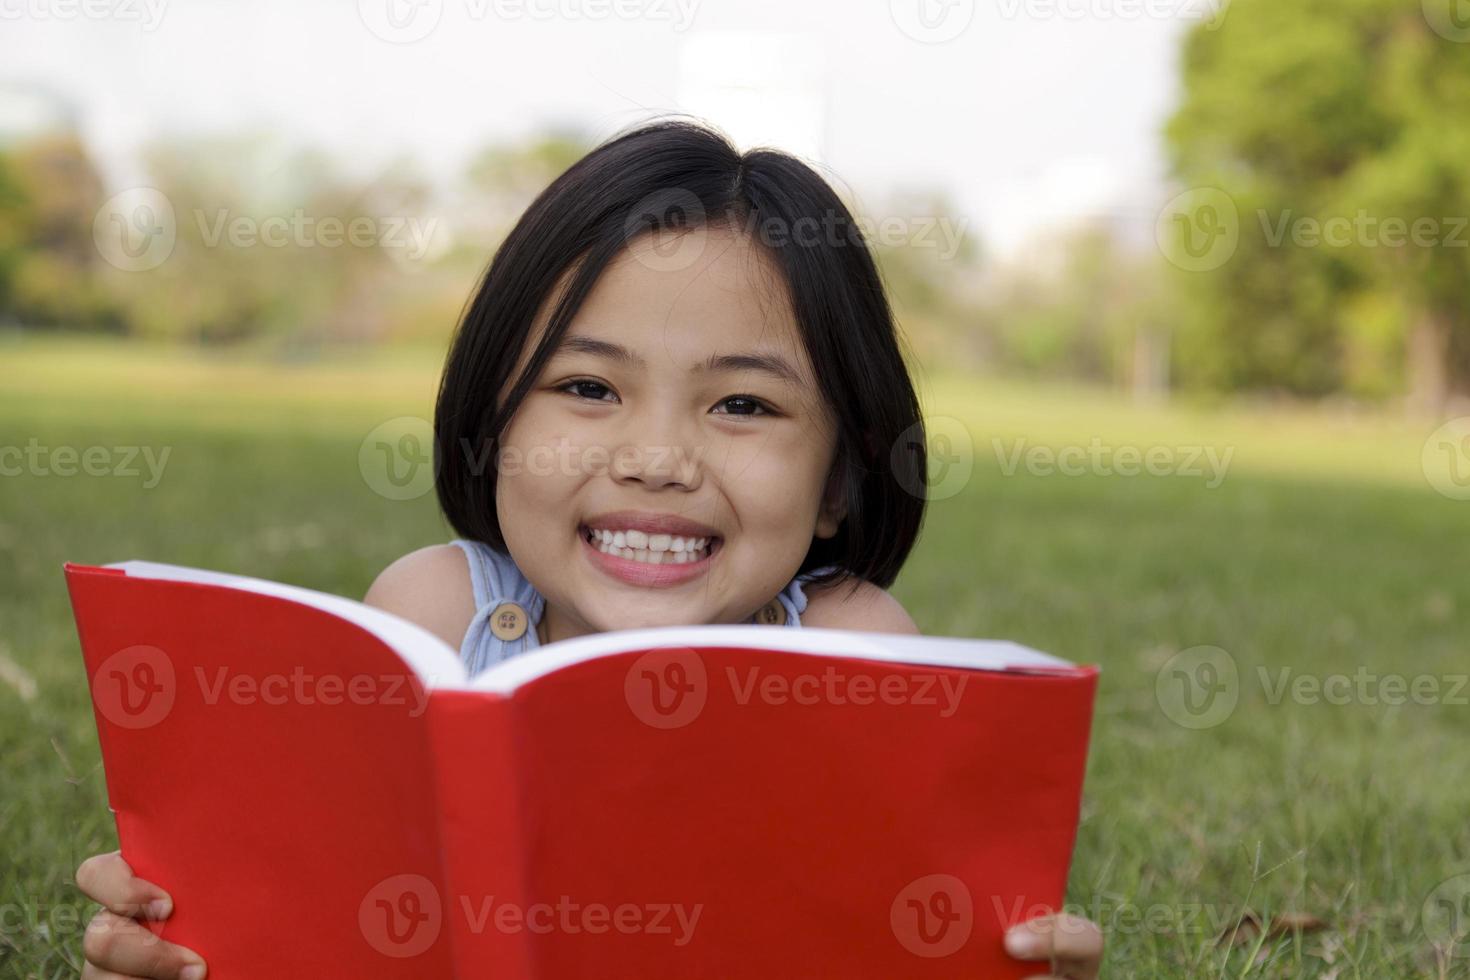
[587,605,706,633]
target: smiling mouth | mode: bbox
[579,525,723,565]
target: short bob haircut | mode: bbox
[435,118,927,592]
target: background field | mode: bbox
[3,336,1468,977]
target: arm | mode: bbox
[362,543,478,649]
[798,577,921,634]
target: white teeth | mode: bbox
[587,525,716,564]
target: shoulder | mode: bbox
[363,543,478,651]
[800,576,920,635]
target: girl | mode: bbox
[73,119,1103,979]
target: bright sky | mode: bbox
[0,0,1218,256]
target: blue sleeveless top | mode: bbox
[451,538,834,677]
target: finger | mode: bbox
[82,910,207,979]
[75,851,173,921]
[82,964,145,980]
[81,963,132,980]
[1039,913,1104,964]
[1006,914,1103,980]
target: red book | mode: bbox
[64,559,1098,978]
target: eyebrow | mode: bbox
[553,334,805,386]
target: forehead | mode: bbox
[534,226,813,379]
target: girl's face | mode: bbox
[494,224,845,640]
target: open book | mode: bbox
[65,559,1099,979]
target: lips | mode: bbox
[580,509,722,540]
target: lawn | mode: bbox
[2,335,1467,978]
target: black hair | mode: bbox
[434,118,926,592]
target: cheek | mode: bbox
[719,437,830,537]
[493,422,586,543]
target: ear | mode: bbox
[814,464,847,539]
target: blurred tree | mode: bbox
[0,134,121,329]
[104,133,414,347]
[1167,0,1470,408]
[970,223,1172,390]
[0,152,24,317]
[867,189,984,368]
[461,129,588,246]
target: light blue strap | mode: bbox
[450,539,545,676]
[775,564,842,628]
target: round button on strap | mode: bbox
[489,601,528,641]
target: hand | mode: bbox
[75,850,207,979]
[1004,913,1103,980]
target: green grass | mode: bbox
[2,335,1468,978]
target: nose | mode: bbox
[608,408,704,492]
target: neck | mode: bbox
[539,603,594,645]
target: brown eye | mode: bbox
[713,395,770,417]
[558,380,617,402]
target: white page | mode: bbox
[108,561,1075,696]
[469,624,1073,694]
[106,560,469,688]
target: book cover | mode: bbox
[65,559,1099,978]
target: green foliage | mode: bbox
[0,135,123,331]
[1167,0,1470,402]
[974,226,1172,388]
